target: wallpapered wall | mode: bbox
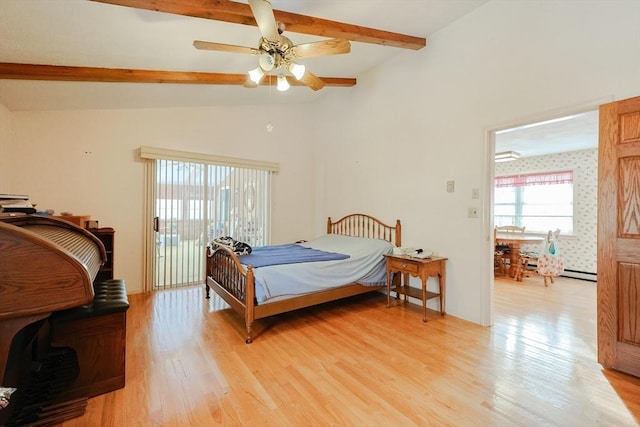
[495,148,597,275]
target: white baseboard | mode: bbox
[560,269,597,282]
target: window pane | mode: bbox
[495,206,515,216]
[495,174,573,233]
[189,200,202,219]
[495,187,515,203]
[156,199,181,220]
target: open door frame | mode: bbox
[482,98,609,328]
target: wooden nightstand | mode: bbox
[384,254,447,322]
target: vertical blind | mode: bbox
[141,146,278,291]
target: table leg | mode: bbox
[386,269,392,308]
[422,277,427,322]
[508,243,522,277]
[403,273,409,303]
[439,270,446,315]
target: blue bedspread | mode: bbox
[238,244,349,268]
[249,235,394,303]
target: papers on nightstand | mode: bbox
[392,247,434,258]
[411,250,433,259]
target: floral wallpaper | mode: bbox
[496,149,597,276]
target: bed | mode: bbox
[205,213,401,343]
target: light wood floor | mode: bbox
[57,276,640,426]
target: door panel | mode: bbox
[598,95,640,377]
[617,262,639,345]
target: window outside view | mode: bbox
[495,171,574,234]
[154,160,271,289]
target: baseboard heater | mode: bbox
[524,261,597,282]
[560,269,597,282]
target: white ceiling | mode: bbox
[0,1,597,158]
[0,0,489,111]
[495,110,599,159]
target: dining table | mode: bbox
[495,232,545,278]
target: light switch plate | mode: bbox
[446,181,455,193]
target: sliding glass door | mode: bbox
[151,159,271,290]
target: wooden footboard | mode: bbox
[206,214,401,344]
[205,246,257,343]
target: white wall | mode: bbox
[8,105,317,294]
[0,104,12,190]
[312,0,640,324]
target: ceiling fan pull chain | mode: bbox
[266,76,274,132]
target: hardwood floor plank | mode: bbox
[54,277,640,426]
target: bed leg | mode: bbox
[205,284,210,299]
[245,323,253,344]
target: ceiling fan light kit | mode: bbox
[193,0,352,92]
[258,51,276,71]
[276,75,290,91]
[288,63,306,80]
[248,67,265,84]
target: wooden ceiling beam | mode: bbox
[89,0,427,50]
[0,63,356,88]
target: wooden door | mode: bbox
[598,95,640,377]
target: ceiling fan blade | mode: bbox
[291,39,351,59]
[299,70,326,91]
[248,0,280,42]
[193,40,259,55]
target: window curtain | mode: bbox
[495,170,573,188]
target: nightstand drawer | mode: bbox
[388,259,419,274]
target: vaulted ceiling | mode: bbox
[0,0,489,110]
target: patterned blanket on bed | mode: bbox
[212,236,252,255]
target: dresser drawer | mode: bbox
[387,258,419,274]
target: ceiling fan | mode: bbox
[193,0,351,91]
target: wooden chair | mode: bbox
[495,225,525,275]
[494,228,507,276]
[496,225,526,234]
[515,229,561,285]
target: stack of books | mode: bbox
[0,193,37,214]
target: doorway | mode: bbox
[484,102,605,326]
[493,109,599,282]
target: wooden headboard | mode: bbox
[327,214,401,247]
